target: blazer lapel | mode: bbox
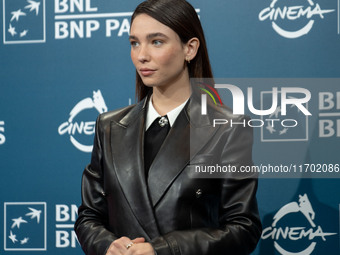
[147,97,219,207]
[110,98,160,239]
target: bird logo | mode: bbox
[4,0,45,44]
[26,207,42,223]
[4,202,46,251]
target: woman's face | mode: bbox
[129,14,188,89]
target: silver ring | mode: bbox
[126,242,133,250]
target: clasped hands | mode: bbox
[106,236,155,255]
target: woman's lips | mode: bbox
[140,68,156,76]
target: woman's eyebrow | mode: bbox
[146,32,169,40]
[129,33,169,41]
[129,35,138,40]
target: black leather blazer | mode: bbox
[75,95,262,255]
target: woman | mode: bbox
[74,0,262,255]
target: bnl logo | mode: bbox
[3,0,46,44]
[4,202,47,251]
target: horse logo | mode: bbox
[69,90,107,122]
[272,193,315,227]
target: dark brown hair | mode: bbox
[131,0,214,101]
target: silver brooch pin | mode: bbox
[158,116,169,127]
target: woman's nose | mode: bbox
[138,45,150,63]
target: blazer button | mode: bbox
[196,189,203,198]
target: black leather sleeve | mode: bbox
[74,116,116,255]
[150,117,262,255]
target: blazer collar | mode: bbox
[118,96,148,127]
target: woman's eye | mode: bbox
[153,40,162,46]
[130,41,139,47]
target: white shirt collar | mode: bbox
[145,96,189,131]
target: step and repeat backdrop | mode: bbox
[1,0,339,254]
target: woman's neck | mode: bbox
[151,71,191,116]
[151,80,191,116]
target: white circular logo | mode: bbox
[58,90,107,152]
[262,194,337,255]
[259,0,335,39]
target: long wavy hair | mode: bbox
[131,0,214,101]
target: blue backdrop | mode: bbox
[1,0,339,254]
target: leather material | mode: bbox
[75,95,262,255]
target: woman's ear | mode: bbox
[184,37,200,62]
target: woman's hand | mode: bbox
[124,242,155,255]
[105,237,144,255]
[105,237,154,255]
